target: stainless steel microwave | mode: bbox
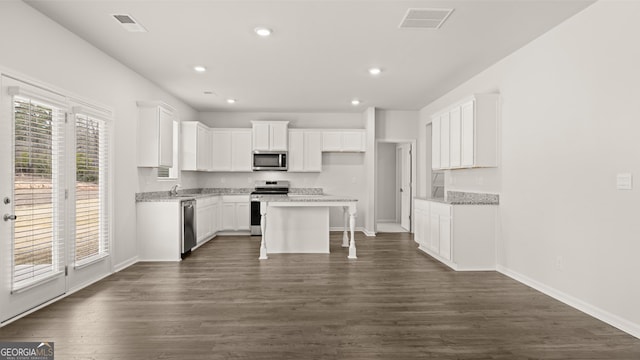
[252,151,287,171]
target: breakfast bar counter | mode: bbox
[254,195,358,260]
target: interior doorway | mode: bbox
[375,140,415,233]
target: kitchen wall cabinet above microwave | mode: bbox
[321,129,366,152]
[181,121,212,171]
[137,101,176,168]
[432,94,499,170]
[251,121,289,151]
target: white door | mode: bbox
[0,77,68,322]
[398,144,412,231]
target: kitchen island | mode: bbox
[255,195,358,260]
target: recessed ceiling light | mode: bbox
[193,66,206,73]
[351,99,361,106]
[369,67,382,75]
[227,99,237,104]
[254,27,272,37]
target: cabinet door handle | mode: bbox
[4,214,17,221]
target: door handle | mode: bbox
[4,214,17,221]
[400,188,403,193]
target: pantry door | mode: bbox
[0,76,68,323]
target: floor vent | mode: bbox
[112,14,147,32]
[399,8,454,29]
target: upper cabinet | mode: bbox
[182,121,212,171]
[288,130,322,172]
[211,129,252,172]
[432,94,499,170]
[321,130,366,152]
[252,121,289,151]
[137,101,175,168]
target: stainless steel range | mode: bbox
[250,180,289,235]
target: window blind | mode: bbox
[12,95,66,291]
[157,120,179,179]
[74,112,110,266]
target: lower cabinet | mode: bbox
[196,196,220,244]
[413,198,496,271]
[221,195,250,231]
[137,201,182,261]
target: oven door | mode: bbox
[250,199,262,235]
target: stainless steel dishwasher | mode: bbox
[181,199,196,257]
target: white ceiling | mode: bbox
[25,0,594,112]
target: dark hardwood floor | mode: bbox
[1,232,639,359]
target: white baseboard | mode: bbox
[113,256,138,273]
[496,265,640,340]
[329,227,374,236]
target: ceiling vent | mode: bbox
[112,14,147,32]
[399,8,454,29]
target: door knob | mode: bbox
[3,214,17,221]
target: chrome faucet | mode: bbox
[170,184,181,196]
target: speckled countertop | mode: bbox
[253,194,357,202]
[136,187,325,202]
[415,191,499,205]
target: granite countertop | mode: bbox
[136,188,252,202]
[415,191,499,205]
[254,194,357,202]
[136,187,325,202]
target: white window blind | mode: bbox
[158,120,179,179]
[73,110,110,266]
[11,94,66,291]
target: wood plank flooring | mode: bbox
[1,232,639,359]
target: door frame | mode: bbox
[374,139,417,233]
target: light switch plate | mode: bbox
[616,173,633,190]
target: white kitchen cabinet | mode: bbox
[182,121,212,171]
[449,107,462,168]
[431,119,441,170]
[136,201,181,261]
[221,195,250,231]
[440,112,450,169]
[196,196,219,244]
[232,130,252,171]
[321,130,366,152]
[137,101,175,168]
[431,94,499,170]
[414,198,496,271]
[252,121,289,151]
[288,130,322,172]
[210,129,252,172]
[413,199,429,248]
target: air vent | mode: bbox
[399,8,454,29]
[111,14,147,32]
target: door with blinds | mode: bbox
[0,77,68,322]
[0,76,112,323]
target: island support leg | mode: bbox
[348,205,357,259]
[259,203,268,260]
[342,206,349,248]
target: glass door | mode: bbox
[0,77,67,323]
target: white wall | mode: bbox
[417,1,640,335]
[376,143,397,222]
[375,110,419,141]
[0,1,198,269]
[198,111,368,228]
